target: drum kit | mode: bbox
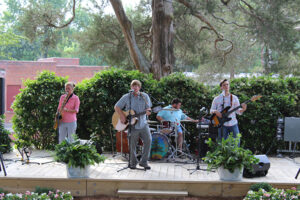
[115,107,209,163]
[148,119,194,162]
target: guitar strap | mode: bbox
[222,94,232,109]
[59,93,73,119]
[140,93,150,108]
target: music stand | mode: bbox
[0,152,7,176]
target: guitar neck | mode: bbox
[225,99,251,116]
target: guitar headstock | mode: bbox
[251,95,262,102]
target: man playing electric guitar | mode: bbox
[114,80,152,170]
[210,79,247,142]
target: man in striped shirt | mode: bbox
[210,79,247,142]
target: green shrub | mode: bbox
[249,182,273,192]
[0,115,12,153]
[12,71,68,150]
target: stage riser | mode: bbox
[0,178,298,198]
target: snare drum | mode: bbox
[159,121,176,135]
[150,133,169,160]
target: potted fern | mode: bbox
[203,133,258,181]
[54,136,105,178]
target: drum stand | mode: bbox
[167,125,193,162]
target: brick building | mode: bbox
[0,57,108,122]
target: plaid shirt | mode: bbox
[210,91,243,127]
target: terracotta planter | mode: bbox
[218,166,243,181]
[66,165,89,178]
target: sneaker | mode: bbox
[139,163,151,170]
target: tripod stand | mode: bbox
[295,168,300,179]
[0,152,7,176]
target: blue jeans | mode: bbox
[218,124,240,145]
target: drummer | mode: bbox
[156,98,197,152]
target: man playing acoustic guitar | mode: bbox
[210,79,247,142]
[114,80,152,170]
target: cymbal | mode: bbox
[147,120,158,124]
[180,120,198,123]
[162,108,179,111]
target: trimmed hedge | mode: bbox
[12,71,67,150]
[12,69,299,153]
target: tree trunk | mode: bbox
[110,0,150,73]
[151,0,175,80]
[230,66,235,79]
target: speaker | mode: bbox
[243,154,270,178]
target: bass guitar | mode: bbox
[112,106,162,131]
[210,95,262,128]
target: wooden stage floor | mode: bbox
[0,150,299,198]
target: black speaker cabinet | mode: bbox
[243,154,270,178]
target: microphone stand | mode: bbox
[141,89,164,106]
[187,109,212,174]
[118,91,145,172]
[0,152,7,176]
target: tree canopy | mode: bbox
[1,0,299,79]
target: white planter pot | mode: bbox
[218,166,243,181]
[67,165,89,178]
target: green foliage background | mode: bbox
[12,71,67,150]
[0,115,12,153]
[12,69,300,154]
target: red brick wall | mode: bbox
[0,58,108,122]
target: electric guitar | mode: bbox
[210,95,262,128]
[112,106,162,131]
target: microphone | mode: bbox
[129,89,134,93]
[200,107,206,112]
[157,102,165,105]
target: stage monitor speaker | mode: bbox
[284,117,300,142]
[0,78,4,115]
[243,154,270,178]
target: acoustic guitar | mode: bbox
[210,95,262,128]
[112,106,162,131]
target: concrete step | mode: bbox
[117,189,188,198]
